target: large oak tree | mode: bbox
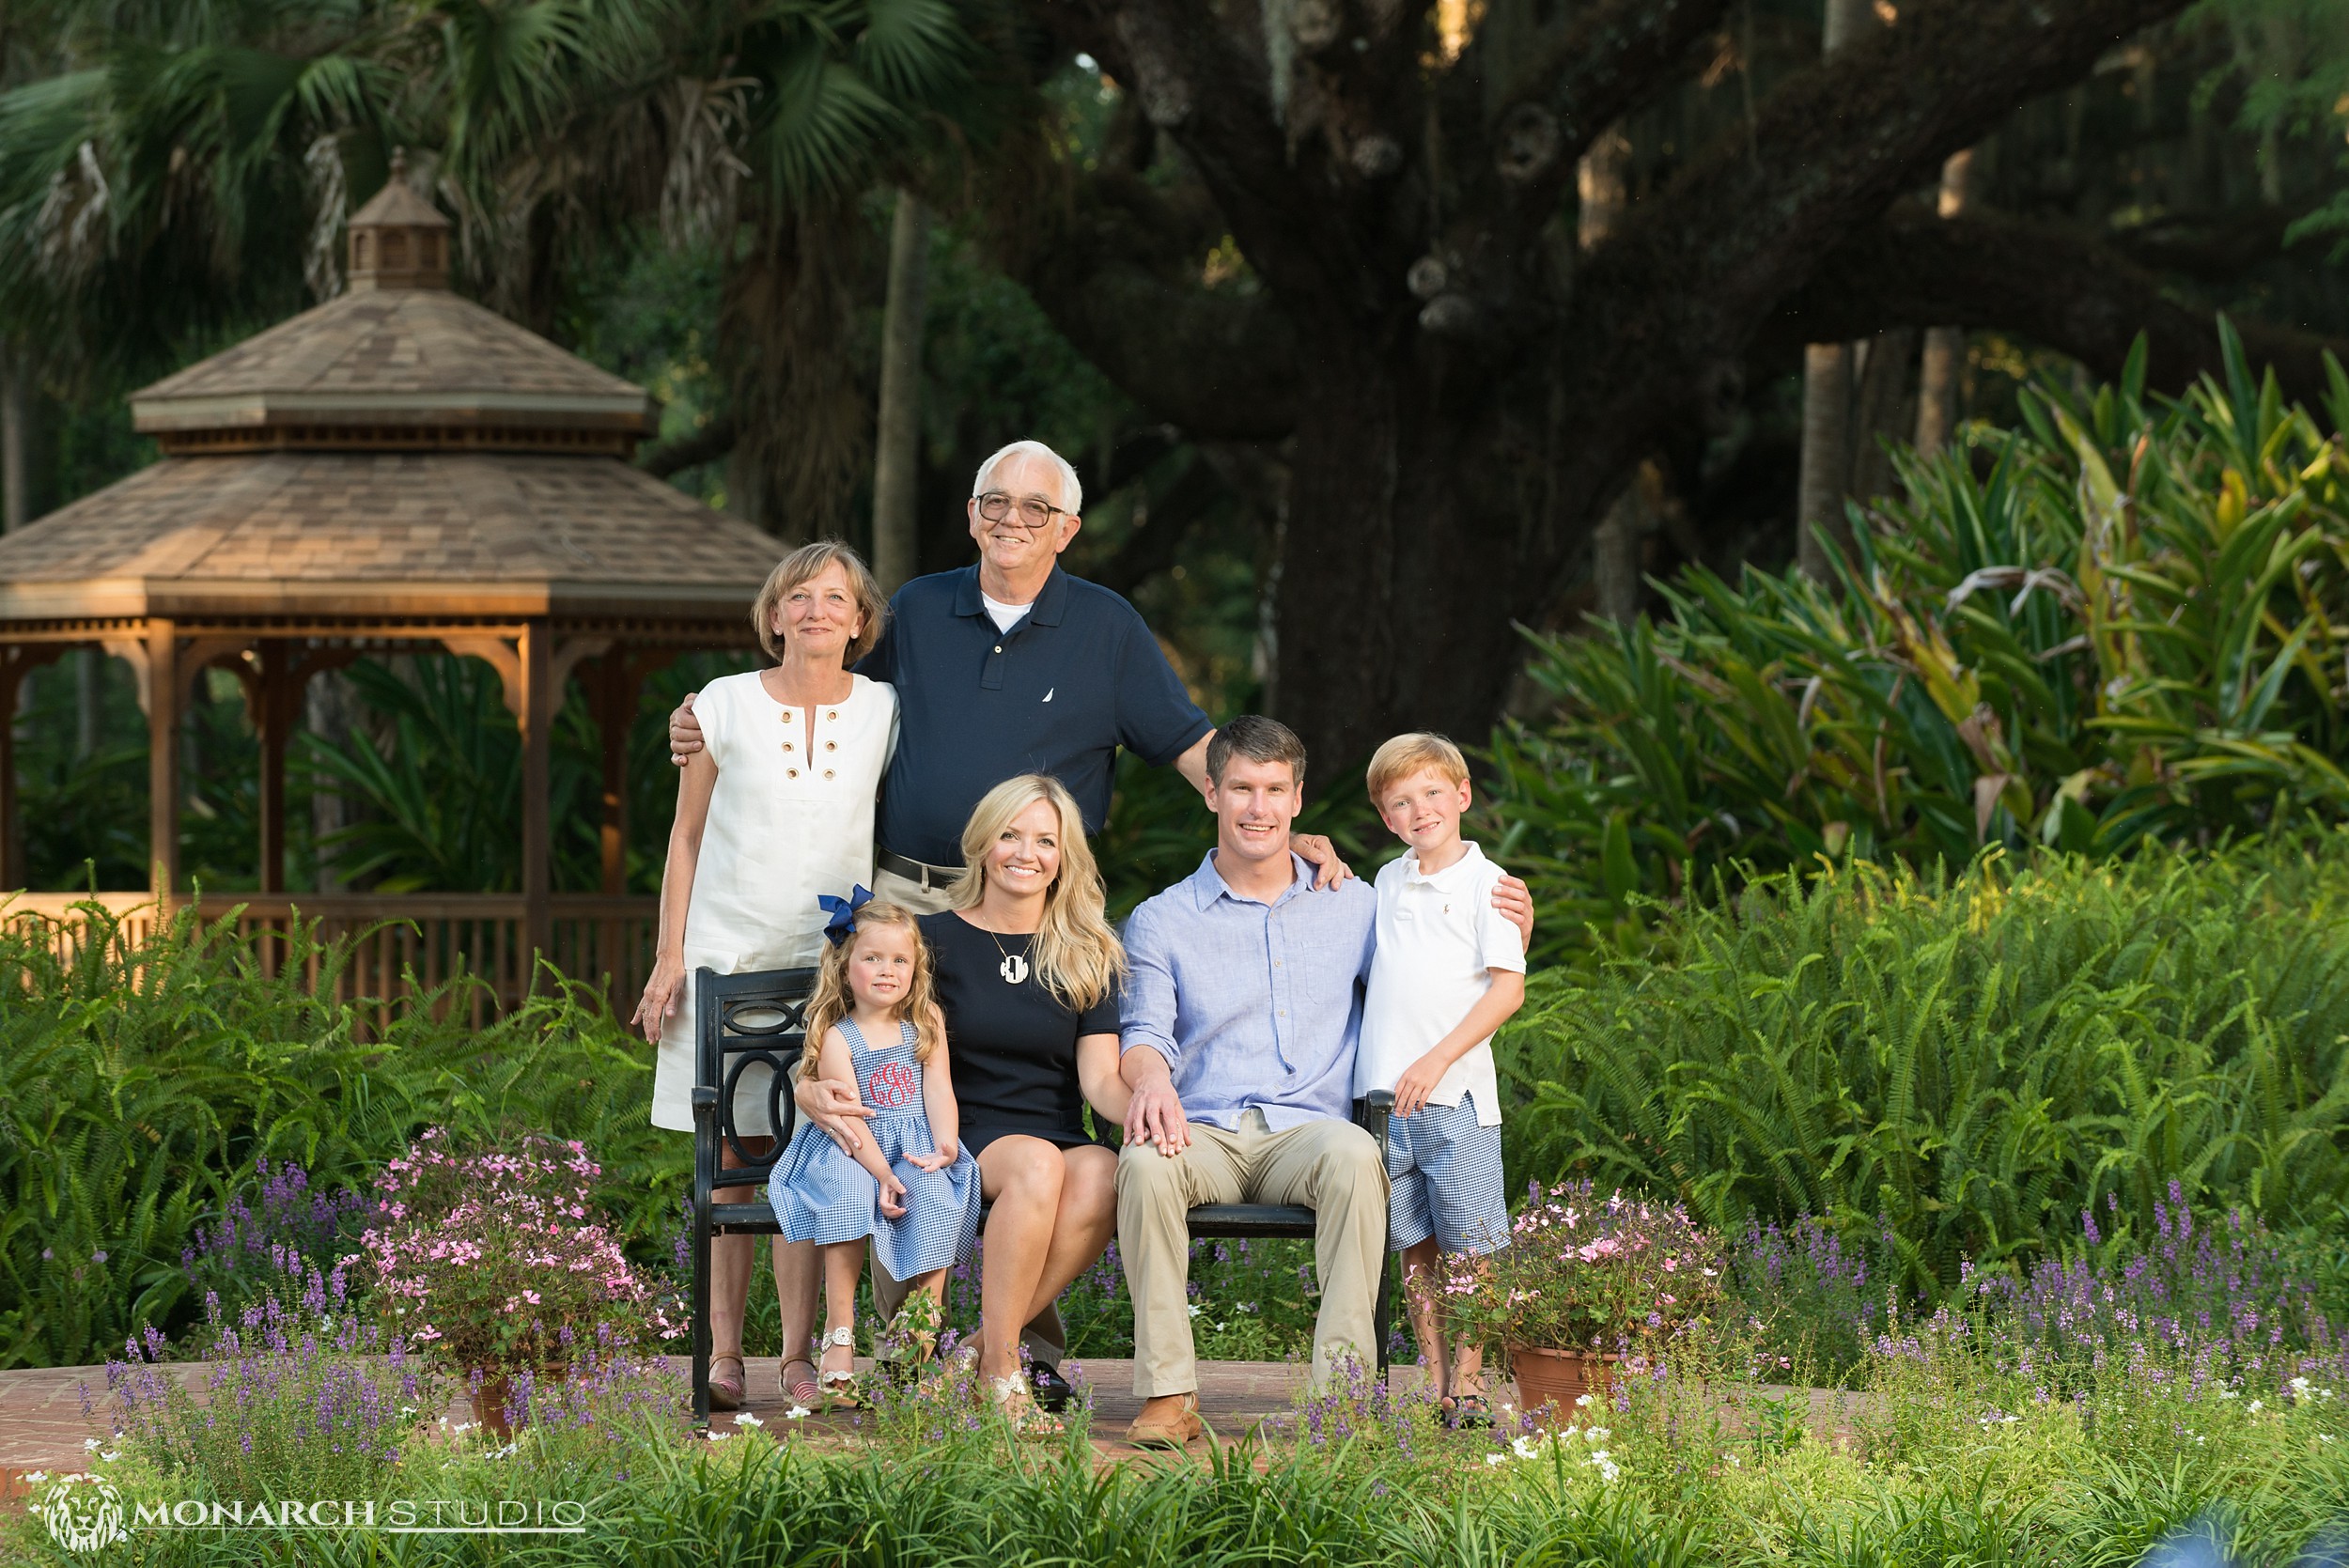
[1016,0,2348,768]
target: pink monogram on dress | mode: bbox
[865,1060,917,1109]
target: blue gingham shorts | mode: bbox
[1386,1092,1511,1255]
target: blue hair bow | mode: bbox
[817,885,874,947]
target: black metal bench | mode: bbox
[689,965,1397,1426]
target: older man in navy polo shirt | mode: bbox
[668,439,1362,895]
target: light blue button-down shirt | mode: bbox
[1119,851,1377,1131]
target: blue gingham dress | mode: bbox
[768,1017,980,1280]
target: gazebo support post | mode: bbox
[256,640,289,894]
[0,646,20,891]
[147,619,180,895]
[594,650,631,897]
[520,617,552,981]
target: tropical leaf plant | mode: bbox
[1486,328,2349,962]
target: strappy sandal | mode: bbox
[781,1356,820,1411]
[1448,1391,1495,1429]
[708,1355,747,1413]
[988,1374,1066,1441]
[817,1326,863,1409]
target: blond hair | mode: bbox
[751,540,889,665]
[803,901,945,1063]
[1366,732,1470,804]
[948,774,1125,1012]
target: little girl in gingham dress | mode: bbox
[769,898,979,1404]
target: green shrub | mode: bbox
[1499,831,2349,1293]
[1486,331,2349,967]
[0,900,678,1368]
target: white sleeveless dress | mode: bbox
[649,670,898,1133]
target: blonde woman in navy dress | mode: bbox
[768,901,980,1404]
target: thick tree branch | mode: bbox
[1580,0,2198,360]
[1016,163,1299,439]
[637,413,738,478]
[1772,211,2349,408]
[1464,0,1735,238]
[1040,1,1371,314]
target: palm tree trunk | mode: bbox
[0,339,23,535]
[1579,129,1645,623]
[872,189,930,593]
[1796,0,1882,581]
[1914,148,1978,457]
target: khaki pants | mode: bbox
[865,862,1068,1371]
[1116,1110,1388,1397]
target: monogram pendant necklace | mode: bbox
[976,913,1031,986]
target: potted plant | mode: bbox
[355,1129,683,1436]
[1436,1179,1722,1419]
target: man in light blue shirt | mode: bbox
[1111,716,1387,1446]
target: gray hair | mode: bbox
[972,440,1083,515]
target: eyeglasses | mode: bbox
[973,491,1073,530]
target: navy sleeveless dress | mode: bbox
[768,1017,981,1279]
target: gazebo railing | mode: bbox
[0,892,658,1026]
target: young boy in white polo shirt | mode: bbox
[1355,733,1527,1426]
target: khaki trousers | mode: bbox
[1116,1109,1388,1397]
[865,861,1067,1371]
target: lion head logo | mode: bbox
[34,1471,128,1554]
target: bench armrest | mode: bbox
[1357,1089,1393,1148]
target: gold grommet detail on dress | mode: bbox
[787,768,800,779]
[825,740,836,752]
[824,768,835,780]
[828,710,838,721]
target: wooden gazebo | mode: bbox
[0,164,779,1009]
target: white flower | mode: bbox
[99,1451,118,1463]
[1574,1393,1594,1407]
[399,1405,418,1418]
[708,1432,734,1443]
[785,1405,812,1421]
[2321,1435,2337,1445]
[2248,1401,2264,1414]
[735,1413,765,1429]
[2217,1389,2239,1400]
[2292,1377,2314,1393]
[1584,1426,1611,1442]
[1511,1436,1540,1459]
[24,1472,45,1484]
[82,1438,100,1451]
[1484,1452,1508,1466]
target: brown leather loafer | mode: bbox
[1125,1394,1203,1449]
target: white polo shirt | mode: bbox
[1354,842,1526,1126]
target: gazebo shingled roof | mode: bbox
[0,154,782,964]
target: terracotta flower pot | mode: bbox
[471,1374,515,1440]
[1507,1344,1619,1421]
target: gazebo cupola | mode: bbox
[0,161,783,980]
[345,151,451,292]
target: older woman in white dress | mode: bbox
[635,539,896,1412]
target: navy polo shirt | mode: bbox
[858,565,1212,867]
